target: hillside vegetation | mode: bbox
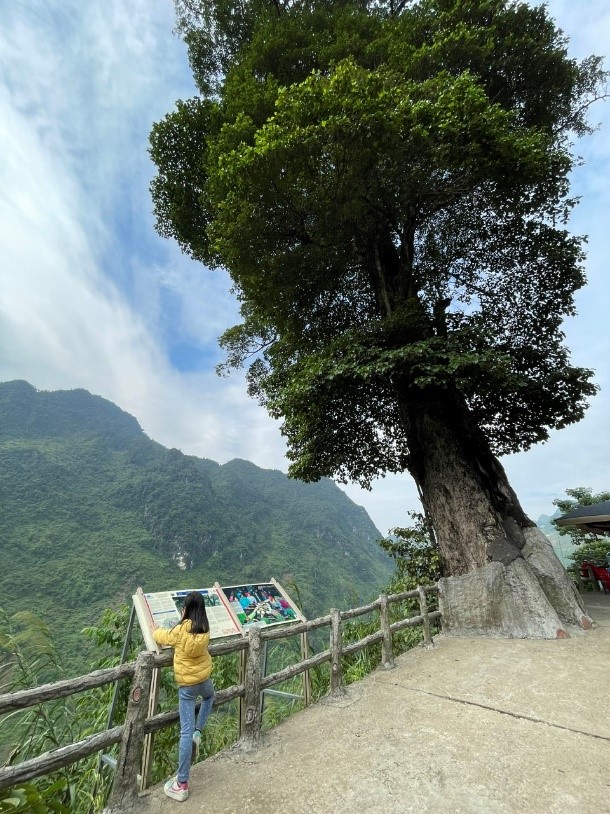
[0,380,391,672]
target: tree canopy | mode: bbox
[151,0,605,492]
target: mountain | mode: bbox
[536,511,575,567]
[0,381,392,672]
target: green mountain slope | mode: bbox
[0,380,391,672]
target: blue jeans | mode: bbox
[177,678,215,783]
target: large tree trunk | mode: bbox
[400,388,592,638]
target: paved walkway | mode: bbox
[138,595,610,814]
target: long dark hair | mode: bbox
[182,592,210,634]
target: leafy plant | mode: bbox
[568,539,610,570]
[0,781,69,814]
[0,609,84,811]
[553,487,610,548]
[380,511,442,591]
[343,512,441,680]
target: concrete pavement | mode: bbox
[138,594,610,814]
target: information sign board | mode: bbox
[133,579,304,650]
[133,586,242,650]
[221,580,303,632]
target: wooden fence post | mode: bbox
[104,650,155,813]
[329,608,344,696]
[418,586,433,648]
[379,594,394,669]
[140,666,160,790]
[585,564,601,592]
[300,631,312,706]
[240,625,263,750]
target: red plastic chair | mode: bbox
[591,564,610,593]
[580,561,597,588]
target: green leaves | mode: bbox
[149,98,223,264]
[210,59,557,276]
[0,781,69,814]
[0,609,63,693]
[553,487,610,549]
[379,511,442,588]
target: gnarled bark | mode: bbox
[399,389,592,638]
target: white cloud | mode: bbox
[150,260,240,349]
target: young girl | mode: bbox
[152,592,215,802]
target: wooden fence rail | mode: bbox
[0,584,440,809]
[0,663,137,715]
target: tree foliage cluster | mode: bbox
[552,486,610,568]
[0,608,107,812]
[380,511,442,590]
[0,380,391,674]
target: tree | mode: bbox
[552,487,610,571]
[150,0,607,636]
[379,511,442,590]
[568,538,610,571]
[553,486,610,548]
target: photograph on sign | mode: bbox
[220,582,300,631]
[139,588,242,641]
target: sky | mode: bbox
[0,0,608,535]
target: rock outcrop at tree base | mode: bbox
[438,528,592,638]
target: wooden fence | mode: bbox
[0,585,440,811]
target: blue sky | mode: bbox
[0,0,608,535]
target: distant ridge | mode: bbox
[0,379,143,444]
[0,380,392,672]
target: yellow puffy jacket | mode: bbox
[153,619,213,687]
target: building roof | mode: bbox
[555,500,610,536]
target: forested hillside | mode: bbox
[0,380,391,672]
